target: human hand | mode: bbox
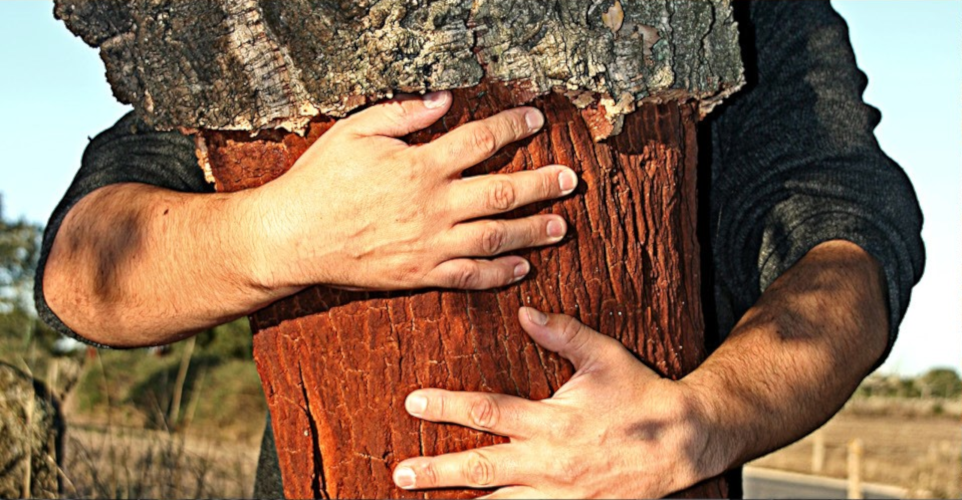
[392,308,719,499]
[246,91,578,292]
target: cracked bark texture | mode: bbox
[55,0,742,138]
[200,82,739,498]
[56,1,745,498]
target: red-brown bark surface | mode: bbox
[200,82,733,498]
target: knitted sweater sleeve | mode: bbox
[708,1,925,360]
[34,112,211,347]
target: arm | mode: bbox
[388,239,887,498]
[391,4,925,495]
[683,239,889,480]
[43,182,278,347]
[43,92,578,347]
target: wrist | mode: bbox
[673,374,740,484]
[223,186,304,298]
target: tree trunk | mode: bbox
[55,1,746,497]
[199,81,736,498]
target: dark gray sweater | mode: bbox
[34,1,925,497]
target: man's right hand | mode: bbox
[44,91,576,346]
[246,91,577,292]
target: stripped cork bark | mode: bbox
[55,1,746,497]
[199,82,738,498]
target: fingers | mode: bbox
[393,445,528,491]
[422,256,531,290]
[449,166,578,219]
[404,389,545,438]
[517,307,626,372]
[422,107,545,173]
[340,91,452,137]
[441,215,566,259]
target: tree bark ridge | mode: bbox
[201,81,730,498]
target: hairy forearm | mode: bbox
[43,183,295,347]
[42,97,574,348]
[682,240,889,478]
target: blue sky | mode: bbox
[0,1,958,376]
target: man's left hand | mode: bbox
[393,307,718,499]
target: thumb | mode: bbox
[518,307,624,372]
[340,91,452,138]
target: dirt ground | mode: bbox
[749,406,961,499]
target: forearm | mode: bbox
[43,183,295,347]
[42,96,572,348]
[682,240,889,478]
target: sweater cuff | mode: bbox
[757,210,913,369]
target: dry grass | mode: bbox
[14,343,954,499]
[750,400,962,499]
[59,425,259,499]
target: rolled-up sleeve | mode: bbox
[708,1,925,358]
[34,112,212,347]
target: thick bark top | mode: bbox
[56,0,743,136]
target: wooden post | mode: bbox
[847,438,863,500]
[56,1,745,498]
[812,429,826,474]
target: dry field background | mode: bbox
[10,342,955,499]
[60,425,259,499]
[750,399,962,499]
[54,398,961,499]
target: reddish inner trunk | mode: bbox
[200,82,734,499]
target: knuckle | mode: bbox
[539,170,556,198]
[468,395,500,430]
[510,111,531,137]
[559,317,584,346]
[420,462,441,487]
[452,264,480,289]
[471,126,499,158]
[480,221,508,255]
[386,99,411,122]
[464,450,496,487]
[431,392,446,420]
[486,178,517,212]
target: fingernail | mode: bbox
[558,169,578,194]
[525,307,549,326]
[525,109,544,132]
[513,261,530,280]
[394,467,416,489]
[547,219,566,239]
[405,394,427,416]
[423,91,448,109]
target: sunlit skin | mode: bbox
[393,240,888,498]
[44,93,889,498]
[45,92,577,346]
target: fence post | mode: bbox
[812,429,826,474]
[847,438,863,500]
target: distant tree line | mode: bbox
[857,368,962,399]
[0,197,61,360]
